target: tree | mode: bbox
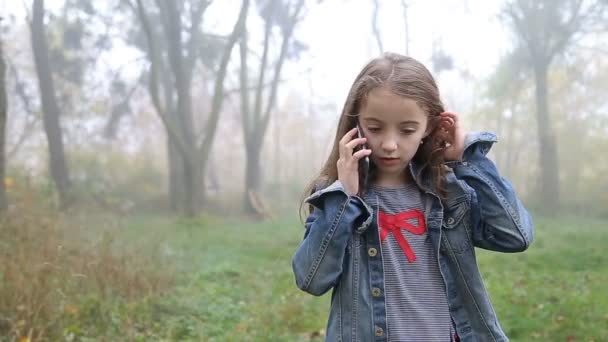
[502,0,608,210]
[239,0,306,216]
[30,0,72,207]
[5,58,40,160]
[132,0,249,216]
[371,0,383,54]
[474,40,608,214]
[0,35,8,211]
[401,0,410,55]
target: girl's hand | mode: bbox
[337,127,372,196]
[439,111,466,161]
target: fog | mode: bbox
[0,0,607,340]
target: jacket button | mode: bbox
[371,287,381,297]
[375,326,384,337]
[447,217,455,225]
[368,247,377,257]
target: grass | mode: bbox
[1,209,606,341]
[477,216,608,341]
[118,215,328,341]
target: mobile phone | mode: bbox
[356,125,370,193]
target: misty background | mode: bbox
[0,0,607,341]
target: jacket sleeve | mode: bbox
[291,180,373,296]
[448,132,534,252]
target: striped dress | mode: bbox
[364,183,453,342]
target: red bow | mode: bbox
[378,210,426,262]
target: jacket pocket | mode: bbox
[440,198,473,254]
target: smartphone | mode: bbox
[355,124,370,193]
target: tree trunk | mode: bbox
[533,61,560,210]
[0,39,8,211]
[161,66,185,212]
[160,0,202,216]
[168,139,185,210]
[135,0,246,216]
[241,0,303,217]
[31,0,71,207]
[244,138,262,212]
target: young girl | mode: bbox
[292,53,534,342]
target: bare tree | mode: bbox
[30,0,72,207]
[6,59,39,160]
[133,0,249,216]
[239,0,305,216]
[503,0,608,210]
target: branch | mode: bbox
[573,41,608,55]
[261,0,305,137]
[133,0,191,160]
[239,28,250,143]
[6,58,39,159]
[103,73,142,139]
[253,4,273,141]
[199,0,249,158]
[225,73,306,95]
[506,2,535,56]
[186,0,210,70]
[547,0,585,61]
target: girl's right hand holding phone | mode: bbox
[337,127,372,196]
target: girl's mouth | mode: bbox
[379,158,400,166]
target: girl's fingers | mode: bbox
[440,112,460,127]
[440,111,458,118]
[444,117,455,128]
[440,114,455,127]
[339,127,361,158]
[339,127,359,145]
[439,111,467,161]
[352,149,372,160]
[345,137,367,150]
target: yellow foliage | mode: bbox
[4,176,14,189]
[64,304,79,316]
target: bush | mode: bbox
[0,201,174,341]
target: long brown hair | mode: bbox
[301,52,448,215]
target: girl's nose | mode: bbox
[381,139,398,152]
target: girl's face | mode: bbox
[358,87,428,186]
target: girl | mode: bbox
[292,53,534,342]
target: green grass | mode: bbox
[111,213,608,341]
[477,216,608,341]
[17,213,605,341]
[112,215,329,341]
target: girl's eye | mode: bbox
[367,127,380,133]
[401,129,416,134]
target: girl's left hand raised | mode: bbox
[439,111,466,161]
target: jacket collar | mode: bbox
[408,159,435,195]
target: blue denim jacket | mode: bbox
[292,132,534,342]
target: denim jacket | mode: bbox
[292,132,534,342]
